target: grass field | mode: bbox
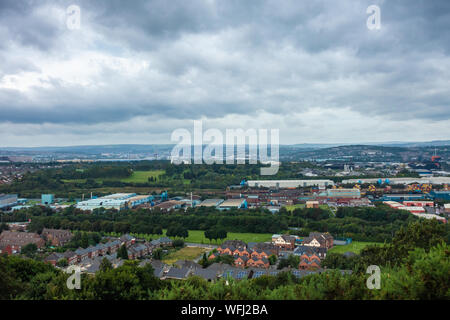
[285,204,305,211]
[125,229,273,245]
[120,170,165,183]
[162,246,208,264]
[285,204,330,212]
[62,170,165,184]
[328,241,382,254]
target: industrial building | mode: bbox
[151,200,184,212]
[198,199,225,207]
[444,204,450,214]
[41,194,54,205]
[247,180,335,189]
[76,193,152,211]
[342,177,450,185]
[126,195,154,208]
[306,201,319,208]
[325,189,361,199]
[430,191,450,201]
[381,194,430,202]
[218,198,248,210]
[403,201,434,207]
[383,200,446,222]
[0,194,18,209]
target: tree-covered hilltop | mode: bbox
[1,220,448,300]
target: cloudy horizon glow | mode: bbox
[1,0,449,147]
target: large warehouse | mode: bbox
[247,180,335,188]
[76,193,152,211]
[342,177,450,185]
[0,194,18,209]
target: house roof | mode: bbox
[293,245,327,255]
[221,268,250,280]
[164,267,192,279]
[207,262,227,273]
[153,266,165,278]
[193,268,218,280]
[45,252,63,262]
[175,260,201,269]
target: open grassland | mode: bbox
[62,170,165,184]
[285,204,330,212]
[120,170,165,183]
[329,241,382,254]
[162,246,208,264]
[120,229,273,245]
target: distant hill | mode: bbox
[0,141,448,162]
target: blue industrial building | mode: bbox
[429,191,450,201]
[380,194,431,202]
[41,194,54,205]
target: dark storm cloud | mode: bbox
[0,0,449,140]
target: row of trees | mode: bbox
[204,228,227,243]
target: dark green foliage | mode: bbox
[117,244,128,260]
[21,243,38,257]
[278,255,300,269]
[166,224,189,239]
[99,257,112,272]
[172,239,185,248]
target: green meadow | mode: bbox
[106,229,273,245]
[328,241,382,254]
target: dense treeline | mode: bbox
[1,220,448,300]
[2,204,439,243]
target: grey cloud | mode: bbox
[0,0,449,145]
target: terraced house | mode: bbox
[302,232,334,249]
[41,228,73,247]
[211,241,275,269]
[298,253,321,270]
[0,231,45,254]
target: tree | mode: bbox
[216,228,227,242]
[0,223,9,232]
[99,257,113,272]
[393,219,447,251]
[153,226,163,235]
[204,229,215,243]
[173,239,184,248]
[268,254,277,265]
[117,244,128,260]
[80,233,89,248]
[56,258,68,268]
[21,243,38,257]
[205,227,226,243]
[199,253,208,267]
[152,248,163,260]
[167,224,188,239]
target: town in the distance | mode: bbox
[0,143,449,299]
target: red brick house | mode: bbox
[233,247,251,258]
[247,257,270,269]
[303,232,334,249]
[0,231,45,254]
[271,234,298,250]
[251,249,270,260]
[298,253,321,270]
[41,228,73,247]
[217,246,234,255]
[234,256,248,268]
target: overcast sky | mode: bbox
[0,0,449,147]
